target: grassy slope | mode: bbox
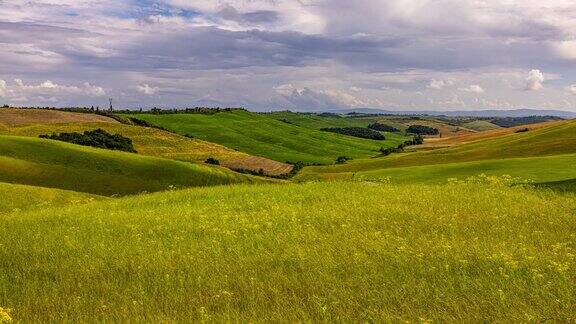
[0,122,292,176]
[462,120,502,131]
[0,182,105,214]
[0,108,117,125]
[127,111,408,164]
[301,120,576,176]
[0,182,574,322]
[297,154,576,184]
[0,135,260,196]
[266,111,380,128]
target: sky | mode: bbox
[1,0,576,112]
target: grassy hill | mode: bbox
[124,111,409,164]
[297,154,576,184]
[0,108,117,125]
[0,108,292,176]
[0,135,261,196]
[301,120,576,177]
[0,182,105,214]
[0,182,574,322]
[266,111,380,129]
[0,122,292,176]
[461,120,502,131]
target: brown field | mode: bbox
[0,108,117,125]
[224,156,294,175]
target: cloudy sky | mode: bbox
[1,0,576,111]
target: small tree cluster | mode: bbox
[380,135,424,156]
[336,156,352,164]
[39,129,136,153]
[321,127,386,140]
[368,123,400,132]
[205,157,220,165]
[406,125,439,135]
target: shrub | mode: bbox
[368,123,400,132]
[491,116,560,128]
[406,125,439,135]
[321,127,386,140]
[205,158,220,165]
[336,156,351,164]
[39,129,137,153]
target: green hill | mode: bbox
[0,121,292,176]
[0,182,105,214]
[0,135,260,196]
[301,120,576,176]
[462,120,502,131]
[297,154,576,184]
[266,111,381,129]
[1,182,574,322]
[124,111,409,164]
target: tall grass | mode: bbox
[0,182,574,322]
[0,183,104,214]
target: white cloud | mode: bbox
[0,79,106,102]
[136,84,159,95]
[427,79,453,90]
[525,69,545,91]
[566,85,576,95]
[459,84,484,94]
[0,80,7,98]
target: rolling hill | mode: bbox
[124,110,409,164]
[297,154,576,185]
[1,181,574,322]
[0,182,105,214]
[0,135,261,196]
[301,120,576,178]
[0,109,292,176]
[0,121,292,176]
[0,108,117,125]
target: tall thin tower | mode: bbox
[109,98,113,112]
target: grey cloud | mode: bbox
[217,5,280,24]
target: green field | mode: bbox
[0,121,292,176]
[266,111,381,129]
[462,120,502,131]
[301,120,576,177]
[0,182,105,214]
[0,182,574,322]
[0,135,260,196]
[1,108,575,322]
[125,111,409,164]
[297,154,576,184]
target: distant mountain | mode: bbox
[323,108,576,118]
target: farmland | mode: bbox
[0,107,575,322]
[125,110,410,164]
[0,135,261,196]
[0,109,291,176]
[300,119,576,178]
